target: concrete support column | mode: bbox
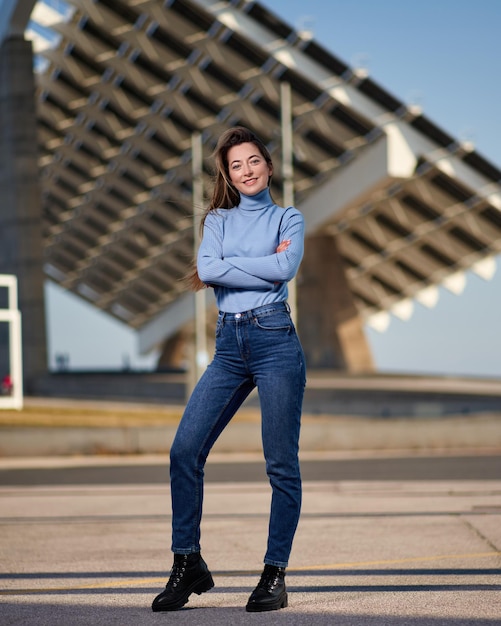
[0,36,47,390]
[157,327,190,371]
[297,234,374,372]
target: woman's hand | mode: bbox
[276,239,291,253]
[274,240,291,285]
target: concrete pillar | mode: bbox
[297,233,374,372]
[157,328,190,371]
[0,36,47,390]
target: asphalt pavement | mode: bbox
[0,453,500,485]
[1,452,500,625]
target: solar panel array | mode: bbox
[30,0,501,334]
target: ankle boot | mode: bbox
[152,552,214,612]
[245,564,288,612]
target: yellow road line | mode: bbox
[2,551,500,596]
[0,577,166,595]
[289,551,501,571]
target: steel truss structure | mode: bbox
[15,0,501,351]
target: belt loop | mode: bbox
[285,301,291,314]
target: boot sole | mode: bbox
[245,591,288,612]
[152,572,215,612]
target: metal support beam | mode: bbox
[190,131,208,391]
[281,81,297,323]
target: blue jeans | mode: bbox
[170,301,306,567]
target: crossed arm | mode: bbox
[197,211,304,289]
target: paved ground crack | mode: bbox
[460,515,500,552]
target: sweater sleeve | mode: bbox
[225,209,304,282]
[197,213,275,289]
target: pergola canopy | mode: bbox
[9,0,501,351]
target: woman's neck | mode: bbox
[238,187,273,211]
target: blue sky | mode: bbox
[46,0,501,377]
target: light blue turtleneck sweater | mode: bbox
[197,188,304,313]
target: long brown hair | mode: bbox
[186,126,273,291]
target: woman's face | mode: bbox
[227,142,273,196]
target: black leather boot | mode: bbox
[245,564,288,612]
[152,552,214,612]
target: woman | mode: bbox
[152,126,306,613]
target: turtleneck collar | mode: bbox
[238,187,274,211]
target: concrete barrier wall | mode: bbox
[1,413,500,457]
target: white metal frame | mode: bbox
[0,275,23,410]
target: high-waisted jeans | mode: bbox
[169,301,306,567]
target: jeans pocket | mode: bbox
[215,315,224,338]
[253,311,291,331]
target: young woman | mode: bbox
[152,126,306,613]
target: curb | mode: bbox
[1,413,500,457]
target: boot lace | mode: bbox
[258,565,284,592]
[165,555,188,590]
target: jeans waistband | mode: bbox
[220,301,290,322]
